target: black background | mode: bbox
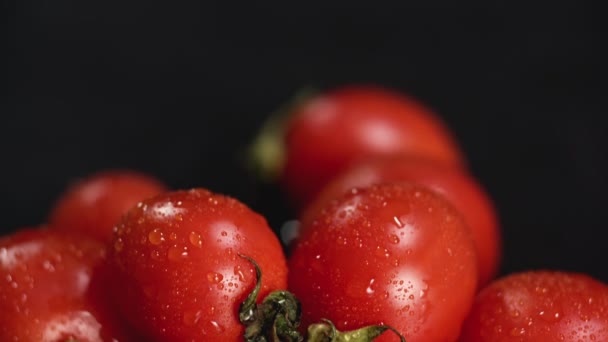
[2,1,607,281]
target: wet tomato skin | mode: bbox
[0,228,130,342]
[282,85,465,208]
[459,271,608,342]
[302,156,500,287]
[110,188,288,342]
[48,170,167,243]
[288,183,478,342]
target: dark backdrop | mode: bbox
[2,1,607,281]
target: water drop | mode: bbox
[189,232,203,248]
[183,310,202,326]
[207,272,224,284]
[366,278,376,295]
[393,216,404,228]
[233,265,246,282]
[150,250,162,260]
[114,238,124,252]
[510,327,525,337]
[167,246,188,261]
[209,320,225,333]
[148,229,164,245]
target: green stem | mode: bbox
[246,87,317,182]
[238,254,405,342]
[238,254,303,342]
[306,319,406,342]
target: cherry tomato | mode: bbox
[281,85,465,207]
[460,271,608,341]
[48,170,167,243]
[110,188,288,341]
[0,228,131,342]
[302,156,500,287]
[288,183,478,342]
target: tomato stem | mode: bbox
[306,319,406,342]
[238,254,303,341]
[238,254,405,342]
[245,86,317,182]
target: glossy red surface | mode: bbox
[110,188,288,341]
[302,156,500,287]
[289,183,478,342]
[48,170,167,243]
[460,271,608,341]
[282,85,465,207]
[0,228,130,341]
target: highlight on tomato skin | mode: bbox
[459,271,608,342]
[288,183,479,342]
[48,169,167,244]
[109,188,288,342]
[301,156,501,288]
[0,228,132,342]
[280,84,466,208]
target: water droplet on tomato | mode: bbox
[183,310,202,326]
[114,238,124,252]
[189,232,203,248]
[207,272,224,283]
[150,250,162,260]
[233,265,245,282]
[209,320,225,333]
[148,229,164,245]
[167,245,188,261]
[393,216,404,228]
[510,327,526,337]
[366,278,376,295]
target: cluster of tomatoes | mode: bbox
[1,85,607,342]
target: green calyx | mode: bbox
[238,254,406,342]
[238,254,302,342]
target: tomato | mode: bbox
[302,156,500,287]
[288,183,478,342]
[48,170,167,243]
[110,188,288,341]
[0,228,131,342]
[281,85,465,207]
[460,271,608,341]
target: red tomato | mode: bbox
[0,228,131,342]
[48,170,167,243]
[288,183,478,342]
[281,85,465,207]
[460,271,608,341]
[302,156,500,287]
[110,188,288,341]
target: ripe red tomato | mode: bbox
[459,271,608,341]
[302,156,500,287]
[0,228,131,342]
[48,170,167,243]
[288,183,478,342]
[110,188,288,341]
[281,85,465,207]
